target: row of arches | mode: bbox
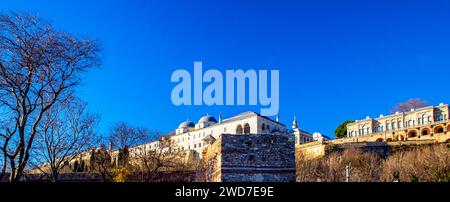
[376,136,450,143]
[374,124,449,142]
[407,125,447,138]
[236,123,251,135]
[375,136,403,142]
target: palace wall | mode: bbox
[203,134,296,182]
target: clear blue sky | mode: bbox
[2,0,450,138]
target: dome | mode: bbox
[198,115,217,124]
[313,132,323,138]
[178,121,195,128]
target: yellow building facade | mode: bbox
[345,103,450,143]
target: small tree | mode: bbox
[390,98,427,114]
[90,144,114,182]
[117,146,130,168]
[334,120,354,139]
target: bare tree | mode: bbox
[30,98,100,182]
[390,98,427,114]
[109,122,151,150]
[0,12,101,181]
[133,138,191,182]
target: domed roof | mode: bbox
[313,132,323,138]
[178,121,195,128]
[198,115,217,123]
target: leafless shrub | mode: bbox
[298,145,450,182]
[297,148,381,182]
[381,144,450,182]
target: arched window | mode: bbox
[408,130,417,138]
[422,128,430,136]
[261,123,265,131]
[392,122,396,129]
[236,125,243,134]
[244,123,251,134]
[434,126,444,134]
[408,120,413,127]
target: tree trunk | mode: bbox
[9,159,16,182]
[0,154,6,181]
[51,168,59,182]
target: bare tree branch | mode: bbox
[30,98,100,182]
[0,12,102,182]
[390,98,428,114]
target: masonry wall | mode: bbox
[204,134,296,182]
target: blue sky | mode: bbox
[1,0,450,138]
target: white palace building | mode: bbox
[128,111,317,160]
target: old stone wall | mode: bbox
[203,134,296,182]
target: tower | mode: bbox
[218,112,222,124]
[276,113,280,122]
[292,116,298,129]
